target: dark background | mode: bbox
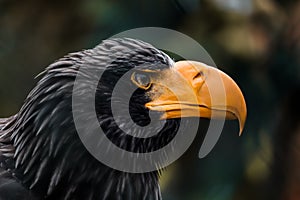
[1,0,300,199]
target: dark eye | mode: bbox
[131,72,151,89]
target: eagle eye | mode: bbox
[131,72,152,90]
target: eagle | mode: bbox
[0,38,246,200]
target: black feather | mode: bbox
[0,38,179,199]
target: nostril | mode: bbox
[193,71,204,80]
[192,71,205,88]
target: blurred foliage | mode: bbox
[0,0,300,199]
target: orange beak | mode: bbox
[145,61,247,135]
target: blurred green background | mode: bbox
[0,0,300,199]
